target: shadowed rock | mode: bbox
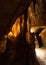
[0,0,36,39]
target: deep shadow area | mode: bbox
[0,32,40,65]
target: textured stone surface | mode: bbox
[0,0,34,38]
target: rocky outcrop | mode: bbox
[0,0,34,39]
[28,0,46,26]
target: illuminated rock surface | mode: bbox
[35,28,46,65]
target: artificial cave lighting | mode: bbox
[8,17,20,38]
[8,31,13,37]
[12,17,20,37]
[8,15,25,38]
[35,47,46,64]
[30,27,39,33]
[35,48,45,59]
[30,28,34,33]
